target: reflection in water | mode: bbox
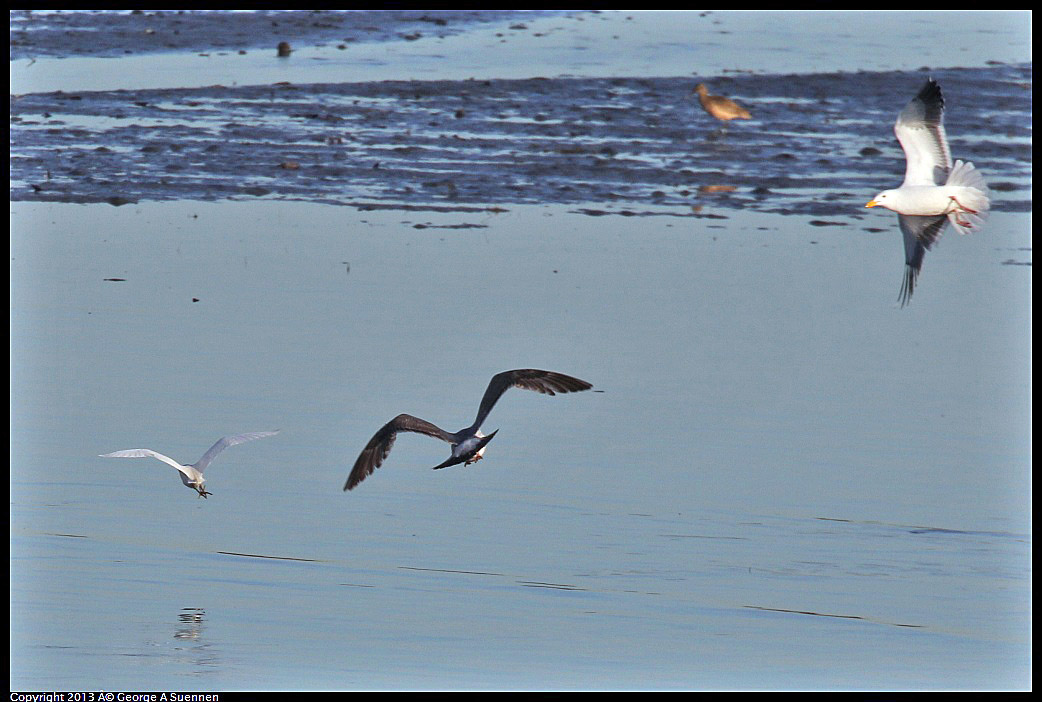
[172,607,221,675]
[174,607,206,641]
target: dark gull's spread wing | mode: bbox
[895,79,951,187]
[344,414,455,491]
[897,214,949,307]
[470,369,593,431]
[194,431,280,472]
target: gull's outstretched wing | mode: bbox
[194,431,280,472]
[470,369,593,431]
[895,79,951,187]
[897,213,949,307]
[344,414,454,491]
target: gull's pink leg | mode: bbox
[949,195,978,215]
[948,195,977,227]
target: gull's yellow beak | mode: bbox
[865,199,880,208]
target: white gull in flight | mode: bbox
[344,369,592,491]
[100,431,280,498]
[865,79,990,306]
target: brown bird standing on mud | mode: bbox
[694,83,752,122]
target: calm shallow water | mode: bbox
[10,201,1031,690]
[10,9,1032,692]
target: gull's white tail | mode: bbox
[945,159,991,235]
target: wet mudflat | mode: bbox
[9,9,548,60]
[10,65,1032,219]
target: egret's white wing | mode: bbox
[193,431,279,472]
[895,79,951,187]
[99,448,194,480]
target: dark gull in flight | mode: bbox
[865,79,990,306]
[344,369,592,491]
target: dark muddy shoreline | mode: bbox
[9,64,1031,220]
[10,10,555,61]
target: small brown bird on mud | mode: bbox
[694,83,752,122]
